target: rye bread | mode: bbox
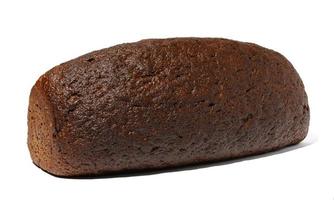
[28,38,310,176]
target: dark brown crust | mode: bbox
[28,38,310,177]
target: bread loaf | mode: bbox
[28,38,309,177]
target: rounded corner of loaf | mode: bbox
[28,74,72,176]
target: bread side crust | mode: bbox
[28,75,70,176]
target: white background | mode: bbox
[0,0,333,199]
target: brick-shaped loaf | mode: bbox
[28,38,309,177]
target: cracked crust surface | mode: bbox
[28,38,310,176]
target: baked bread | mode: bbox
[28,38,310,177]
